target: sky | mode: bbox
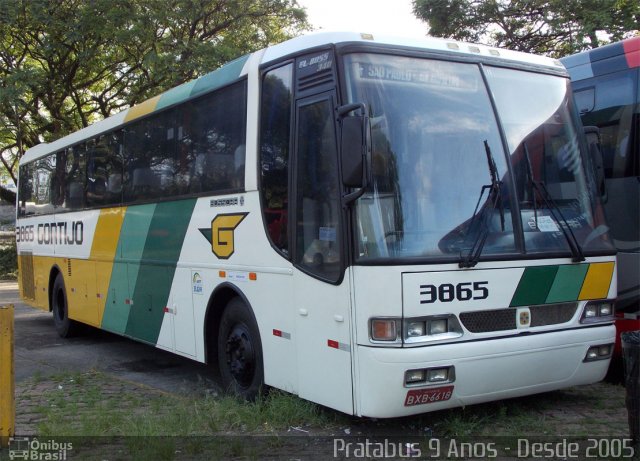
[296,0,428,38]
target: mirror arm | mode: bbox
[342,187,365,209]
[337,103,366,118]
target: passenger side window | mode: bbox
[63,145,86,210]
[123,111,176,203]
[179,83,246,195]
[260,64,293,255]
[294,95,342,282]
[87,133,123,207]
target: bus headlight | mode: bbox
[426,367,449,382]
[429,318,448,335]
[405,369,426,384]
[407,321,426,337]
[403,315,463,345]
[584,343,613,362]
[369,315,463,346]
[405,366,456,387]
[581,301,614,324]
[598,303,613,316]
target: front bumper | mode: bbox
[355,324,615,418]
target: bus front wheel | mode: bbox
[217,298,264,400]
[51,273,78,338]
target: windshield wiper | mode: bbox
[522,143,585,262]
[459,141,505,268]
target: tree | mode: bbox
[412,0,640,57]
[0,0,308,202]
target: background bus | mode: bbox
[561,37,640,363]
[16,32,617,418]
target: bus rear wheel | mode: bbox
[51,273,78,338]
[217,298,264,400]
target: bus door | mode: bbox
[292,91,354,414]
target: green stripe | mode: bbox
[141,53,248,114]
[191,55,250,98]
[510,265,559,307]
[545,264,590,303]
[125,199,197,344]
[102,204,156,333]
[156,81,197,111]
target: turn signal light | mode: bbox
[370,319,399,342]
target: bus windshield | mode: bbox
[343,53,613,263]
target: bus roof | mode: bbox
[561,36,640,82]
[21,31,565,165]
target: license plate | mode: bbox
[404,385,454,406]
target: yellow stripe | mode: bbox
[578,262,614,300]
[91,207,126,325]
[28,256,59,311]
[124,95,161,122]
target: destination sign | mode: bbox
[356,62,477,90]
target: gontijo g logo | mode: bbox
[199,213,248,259]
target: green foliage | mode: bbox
[0,239,17,280]
[412,0,640,57]
[0,0,309,183]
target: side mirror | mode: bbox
[583,126,606,197]
[338,103,371,205]
[341,115,367,188]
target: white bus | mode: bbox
[16,32,617,418]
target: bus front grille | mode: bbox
[19,252,35,300]
[460,302,579,333]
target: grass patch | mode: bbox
[30,371,345,438]
[16,371,628,459]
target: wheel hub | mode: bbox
[225,324,255,388]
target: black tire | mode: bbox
[51,273,78,338]
[217,298,265,400]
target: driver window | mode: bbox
[295,96,342,282]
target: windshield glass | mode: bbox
[344,53,516,262]
[343,53,613,263]
[483,67,613,255]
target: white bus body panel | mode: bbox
[355,324,614,418]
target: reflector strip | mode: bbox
[273,329,291,340]
[328,340,350,352]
